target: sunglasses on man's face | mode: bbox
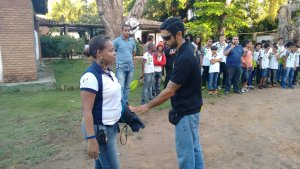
[161,34,173,41]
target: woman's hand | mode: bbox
[87,139,99,159]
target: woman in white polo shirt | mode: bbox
[80,35,122,169]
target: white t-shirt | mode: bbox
[295,49,300,67]
[213,42,228,63]
[269,52,279,69]
[286,52,297,68]
[143,52,154,73]
[202,47,212,66]
[209,53,222,73]
[277,45,285,54]
[260,49,270,69]
[80,71,122,125]
[253,50,260,64]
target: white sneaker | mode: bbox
[241,88,245,93]
[245,88,250,92]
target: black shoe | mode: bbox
[234,91,241,94]
[258,85,263,89]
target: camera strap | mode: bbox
[120,124,128,145]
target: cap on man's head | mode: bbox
[211,46,218,51]
[160,17,184,36]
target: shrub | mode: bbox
[41,35,84,58]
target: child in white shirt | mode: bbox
[141,43,155,104]
[208,46,222,95]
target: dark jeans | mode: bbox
[152,71,162,97]
[256,66,261,85]
[292,67,299,85]
[202,66,209,87]
[217,62,227,88]
[225,65,242,92]
[276,64,284,82]
[164,67,173,88]
[269,69,277,85]
[248,67,256,86]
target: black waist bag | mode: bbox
[168,109,183,125]
[119,103,145,132]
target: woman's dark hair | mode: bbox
[264,43,271,49]
[194,37,202,51]
[242,39,251,47]
[83,35,110,58]
[255,43,262,48]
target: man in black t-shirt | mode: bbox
[132,17,204,169]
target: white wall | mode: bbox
[0,47,3,82]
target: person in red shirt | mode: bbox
[152,41,166,97]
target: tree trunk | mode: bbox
[278,5,290,41]
[217,0,232,36]
[95,0,124,39]
[127,0,148,19]
[96,0,148,39]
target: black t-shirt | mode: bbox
[170,42,203,115]
[164,47,176,68]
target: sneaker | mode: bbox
[249,85,255,89]
[224,91,229,95]
[245,88,250,92]
[217,86,221,90]
[258,85,263,89]
[289,86,295,89]
[241,88,245,93]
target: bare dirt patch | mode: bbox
[32,87,300,169]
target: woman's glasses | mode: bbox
[161,34,172,41]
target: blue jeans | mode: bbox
[82,123,120,169]
[116,65,134,104]
[225,65,242,92]
[208,72,218,90]
[175,112,204,169]
[242,67,251,83]
[141,73,153,104]
[281,67,294,88]
[276,64,283,82]
[248,67,256,86]
[152,71,162,97]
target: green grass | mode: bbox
[0,90,81,168]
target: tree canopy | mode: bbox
[48,0,100,24]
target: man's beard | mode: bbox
[169,41,178,49]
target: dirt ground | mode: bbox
[32,87,300,169]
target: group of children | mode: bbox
[140,37,300,102]
[205,38,300,95]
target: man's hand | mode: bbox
[131,104,150,114]
[230,44,236,49]
[87,139,99,159]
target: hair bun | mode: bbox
[83,46,92,57]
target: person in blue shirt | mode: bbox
[113,24,137,104]
[223,36,247,94]
[132,17,204,169]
